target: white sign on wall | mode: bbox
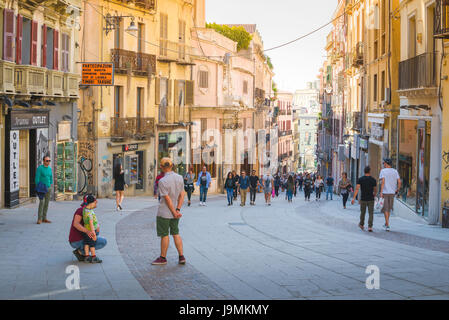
[10,130,19,192]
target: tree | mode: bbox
[265,55,274,70]
[206,23,252,51]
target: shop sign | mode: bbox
[10,130,19,192]
[10,110,49,130]
[370,123,384,141]
[81,63,114,86]
[360,138,368,149]
[122,144,138,152]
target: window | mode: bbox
[199,70,208,89]
[21,17,31,65]
[160,13,168,56]
[137,87,143,119]
[408,16,417,58]
[138,23,145,53]
[243,80,248,94]
[3,9,14,62]
[178,20,186,60]
[381,71,385,102]
[114,18,122,49]
[61,33,70,72]
[373,74,378,102]
[114,86,122,118]
[44,26,58,70]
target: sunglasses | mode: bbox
[44,160,51,163]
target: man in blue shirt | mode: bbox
[196,166,211,206]
[35,155,53,224]
[238,171,250,207]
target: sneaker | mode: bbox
[43,219,52,223]
[152,256,167,265]
[368,228,373,232]
[179,255,186,265]
[118,205,122,210]
[73,249,85,262]
[359,224,365,231]
[87,256,102,263]
[386,226,390,232]
[36,220,42,224]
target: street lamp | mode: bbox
[104,13,138,35]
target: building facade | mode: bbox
[79,0,200,198]
[1,0,81,208]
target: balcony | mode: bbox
[0,60,15,93]
[279,129,292,137]
[177,43,195,65]
[110,117,155,141]
[134,0,156,10]
[158,39,178,62]
[435,0,449,38]
[46,69,64,96]
[111,49,156,76]
[64,73,80,98]
[398,52,437,95]
[15,65,46,95]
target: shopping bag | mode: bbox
[375,197,384,210]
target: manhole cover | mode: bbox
[228,222,246,226]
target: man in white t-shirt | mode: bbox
[262,172,274,206]
[379,158,401,232]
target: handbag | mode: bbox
[375,197,384,210]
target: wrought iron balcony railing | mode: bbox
[110,117,155,140]
[111,49,156,75]
[398,52,437,90]
[435,0,449,38]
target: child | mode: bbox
[82,195,102,263]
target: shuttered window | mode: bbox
[186,80,194,105]
[53,29,59,70]
[41,24,47,67]
[16,14,22,64]
[160,14,168,39]
[243,80,248,94]
[199,70,208,89]
[3,9,14,62]
[31,20,38,65]
[61,33,70,72]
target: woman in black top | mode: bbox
[303,173,313,201]
[113,163,126,211]
[225,172,236,206]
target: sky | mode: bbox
[206,0,337,93]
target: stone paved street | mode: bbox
[2,191,449,300]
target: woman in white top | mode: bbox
[314,175,324,201]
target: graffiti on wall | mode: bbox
[100,155,112,196]
[443,151,449,191]
[78,141,94,195]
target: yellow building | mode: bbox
[79,0,201,198]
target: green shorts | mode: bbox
[156,216,180,237]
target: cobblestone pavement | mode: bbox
[3,190,449,300]
[0,197,156,300]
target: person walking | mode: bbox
[238,171,250,206]
[274,174,281,197]
[249,170,260,205]
[303,173,313,201]
[113,163,127,211]
[35,155,53,224]
[183,168,195,207]
[154,171,165,201]
[232,170,240,201]
[315,175,324,201]
[286,175,294,203]
[196,166,211,206]
[325,173,334,200]
[352,166,377,232]
[338,172,352,209]
[293,174,298,197]
[224,172,236,206]
[262,172,274,206]
[298,173,304,192]
[379,158,401,232]
[151,158,186,266]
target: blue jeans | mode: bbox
[226,188,233,204]
[287,190,293,201]
[326,186,333,200]
[69,236,107,251]
[200,185,208,202]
